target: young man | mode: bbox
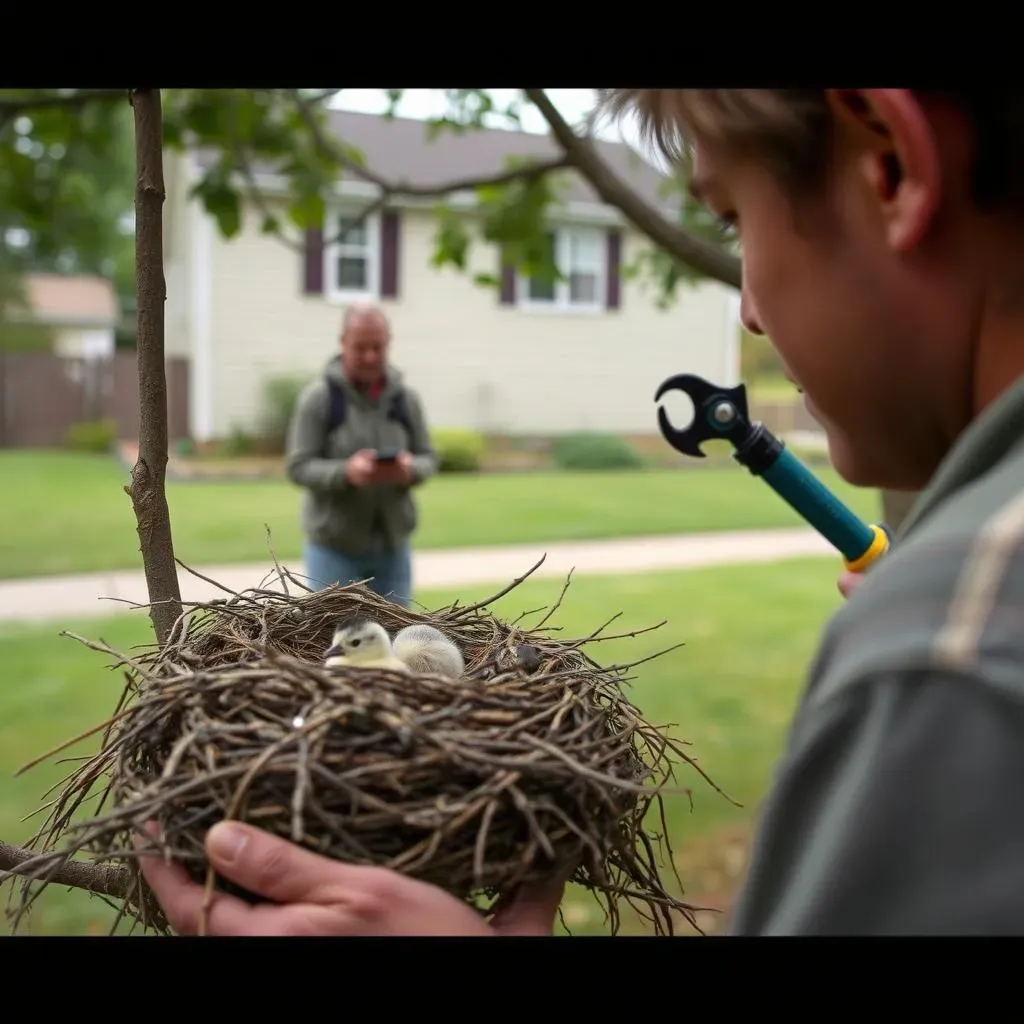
[140,89,1024,935]
[284,302,438,607]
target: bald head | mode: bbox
[341,302,390,338]
[340,302,390,386]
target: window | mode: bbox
[520,226,605,311]
[324,209,380,301]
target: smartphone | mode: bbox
[374,449,400,464]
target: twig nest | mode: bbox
[9,568,723,936]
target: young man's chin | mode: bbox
[826,437,927,493]
[824,436,886,490]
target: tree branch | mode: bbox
[224,90,572,258]
[288,88,572,201]
[0,89,127,127]
[125,88,182,646]
[523,88,741,290]
[0,842,130,899]
[229,136,388,254]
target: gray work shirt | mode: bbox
[727,373,1024,935]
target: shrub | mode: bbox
[224,424,255,456]
[433,428,485,473]
[259,375,307,444]
[551,431,647,471]
[66,418,117,454]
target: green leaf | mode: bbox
[260,214,280,235]
[287,191,325,231]
[206,187,242,238]
[431,212,471,271]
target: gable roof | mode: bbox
[195,108,675,212]
[20,273,119,327]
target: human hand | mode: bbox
[344,449,377,487]
[837,569,865,599]
[370,450,415,486]
[136,820,567,937]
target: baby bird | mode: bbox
[391,623,465,679]
[323,617,409,673]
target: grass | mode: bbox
[0,556,843,936]
[747,373,798,402]
[0,451,880,581]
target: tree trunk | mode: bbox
[881,488,919,536]
[0,90,183,898]
[124,88,182,645]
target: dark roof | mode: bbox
[195,108,673,211]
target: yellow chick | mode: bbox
[323,617,409,673]
[392,623,465,678]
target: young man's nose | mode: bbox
[740,290,764,336]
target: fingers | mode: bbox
[136,823,333,936]
[837,570,863,599]
[134,826,254,936]
[490,879,567,936]
[204,821,352,905]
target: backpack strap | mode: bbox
[386,389,414,442]
[322,377,347,458]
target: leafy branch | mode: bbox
[523,88,741,290]
[0,89,127,129]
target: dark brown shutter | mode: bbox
[380,209,400,298]
[499,246,516,305]
[606,228,622,310]
[303,227,324,295]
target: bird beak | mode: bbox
[324,644,344,659]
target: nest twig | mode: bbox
[2,556,736,936]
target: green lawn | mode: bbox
[0,451,880,581]
[0,556,843,936]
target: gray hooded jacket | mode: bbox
[284,356,438,557]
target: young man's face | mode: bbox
[690,92,977,491]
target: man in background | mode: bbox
[285,303,437,607]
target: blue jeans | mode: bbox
[303,541,412,607]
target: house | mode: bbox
[16,273,120,359]
[162,108,739,443]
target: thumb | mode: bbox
[490,879,567,936]
[205,821,339,904]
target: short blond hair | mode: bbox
[597,89,1024,211]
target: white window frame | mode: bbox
[516,224,606,314]
[323,205,381,304]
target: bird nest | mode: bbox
[5,557,730,936]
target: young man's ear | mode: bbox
[826,88,942,253]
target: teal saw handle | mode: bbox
[760,447,890,570]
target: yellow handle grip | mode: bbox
[842,523,890,574]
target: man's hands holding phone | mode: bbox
[344,449,414,487]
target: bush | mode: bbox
[433,428,485,473]
[259,375,307,444]
[551,431,647,471]
[66,418,117,454]
[224,424,255,456]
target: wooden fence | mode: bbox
[0,350,189,448]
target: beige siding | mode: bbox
[185,189,737,440]
[162,151,195,360]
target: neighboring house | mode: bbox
[16,273,120,359]
[162,109,739,442]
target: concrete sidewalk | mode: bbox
[0,527,834,626]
